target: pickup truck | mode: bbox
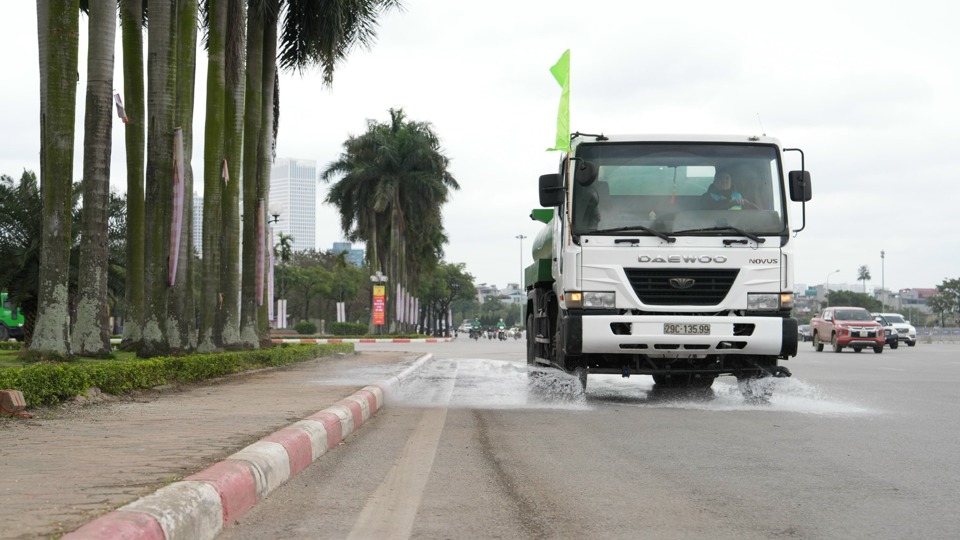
[810,306,885,353]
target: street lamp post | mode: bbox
[515,234,527,291]
[880,250,886,312]
[825,269,840,307]
[266,207,282,328]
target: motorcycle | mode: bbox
[498,330,507,341]
[469,328,480,340]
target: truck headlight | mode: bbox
[747,293,781,311]
[566,291,615,309]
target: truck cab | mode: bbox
[526,134,812,398]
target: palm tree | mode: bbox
[321,108,459,332]
[72,0,116,356]
[219,0,246,349]
[167,0,200,352]
[857,265,872,294]
[198,0,228,352]
[119,0,146,350]
[140,0,179,357]
[33,0,80,357]
[235,0,403,343]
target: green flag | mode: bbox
[548,49,570,152]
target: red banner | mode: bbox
[373,285,386,326]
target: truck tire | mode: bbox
[831,333,843,353]
[891,340,899,349]
[874,345,883,354]
[907,340,916,347]
[0,325,8,341]
[813,332,824,352]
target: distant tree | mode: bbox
[933,278,960,325]
[825,290,882,312]
[857,265,871,293]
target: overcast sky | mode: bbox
[2,1,958,294]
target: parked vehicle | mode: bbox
[810,306,885,353]
[798,324,811,342]
[872,313,917,347]
[1,292,25,341]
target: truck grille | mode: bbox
[624,268,740,306]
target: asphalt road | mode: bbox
[219,338,960,539]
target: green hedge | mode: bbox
[329,322,368,336]
[0,342,23,351]
[0,343,353,407]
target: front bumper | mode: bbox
[574,313,796,357]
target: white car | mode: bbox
[872,312,917,346]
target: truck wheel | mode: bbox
[813,333,823,352]
[874,345,883,354]
[907,340,916,347]
[831,334,843,353]
[0,325,8,341]
[891,340,899,349]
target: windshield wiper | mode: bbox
[587,226,676,243]
[672,226,765,244]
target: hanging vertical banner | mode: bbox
[547,49,571,152]
[268,226,275,323]
[256,199,265,305]
[168,128,185,286]
[373,285,386,326]
[114,92,128,123]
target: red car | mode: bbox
[810,306,885,353]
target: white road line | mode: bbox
[346,362,456,540]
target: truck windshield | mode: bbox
[571,142,786,237]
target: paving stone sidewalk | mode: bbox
[0,350,418,540]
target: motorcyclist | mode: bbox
[496,318,507,340]
[470,318,482,339]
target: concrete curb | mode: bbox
[63,353,433,540]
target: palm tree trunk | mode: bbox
[219,0,245,349]
[256,15,278,345]
[198,0,227,352]
[32,0,79,357]
[240,7,264,346]
[120,0,145,350]
[140,0,178,357]
[167,0,199,352]
[72,0,115,356]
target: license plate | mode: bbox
[858,331,868,337]
[664,323,711,335]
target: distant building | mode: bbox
[331,242,364,267]
[192,193,203,254]
[270,158,317,252]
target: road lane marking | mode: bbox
[346,362,456,540]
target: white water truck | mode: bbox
[524,133,812,399]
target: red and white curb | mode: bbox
[63,354,432,540]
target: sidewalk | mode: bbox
[1,350,427,540]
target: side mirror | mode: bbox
[573,160,598,186]
[789,170,812,202]
[538,173,565,207]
